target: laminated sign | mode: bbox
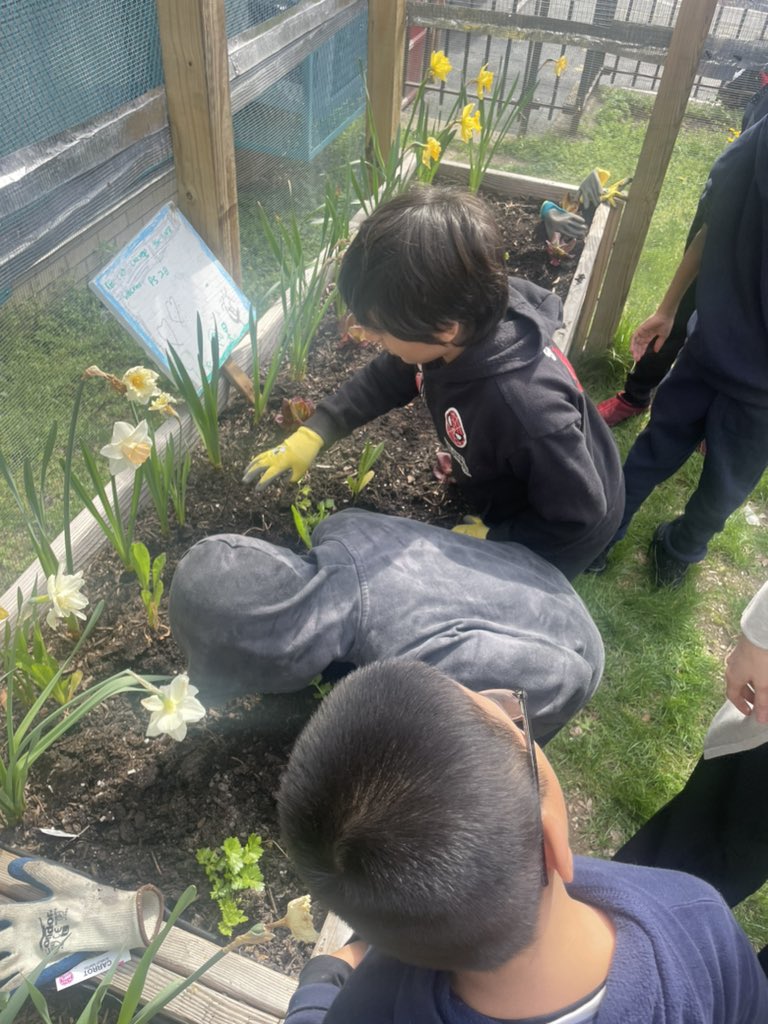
[90,203,252,388]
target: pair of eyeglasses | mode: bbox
[479,688,548,888]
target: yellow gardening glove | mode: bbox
[451,515,489,540]
[243,426,324,489]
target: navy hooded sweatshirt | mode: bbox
[285,858,768,1024]
[305,279,624,578]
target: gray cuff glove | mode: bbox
[578,168,610,210]
[0,858,164,990]
[540,201,587,241]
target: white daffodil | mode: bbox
[46,569,89,628]
[149,391,179,418]
[122,366,160,404]
[100,420,152,475]
[270,895,320,943]
[140,673,206,741]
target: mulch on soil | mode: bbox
[1,196,583,978]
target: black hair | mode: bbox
[337,186,509,346]
[278,660,544,971]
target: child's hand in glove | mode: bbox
[540,201,587,242]
[451,516,489,540]
[0,857,164,991]
[243,426,324,488]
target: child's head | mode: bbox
[278,660,554,971]
[338,186,509,349]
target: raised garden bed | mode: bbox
[0,181,611,988]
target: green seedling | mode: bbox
[11,618,83,709]
[346,440,385,500]
[196,834,265,937]
[290,486,335,550]
[130,542,166,632]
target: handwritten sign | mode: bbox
[90,203,252,387]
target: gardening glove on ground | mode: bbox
[540,201,587,241]
[0,858,164,991]
[451,515,489,540]
[243,426,323,488]
[578,167,610,210]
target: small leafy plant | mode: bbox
[196,834,265,936]
[290,486,335,550]
[346,440,385,500]
[11,618,83,709]
[130,542,166,632]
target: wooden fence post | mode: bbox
[367,0,407,161]
[581,0,719,358]
[156,0,253,401]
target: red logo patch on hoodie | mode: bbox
[445,407,467,449]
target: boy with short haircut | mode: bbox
[278,660,768,1024]
[245,187,623,579]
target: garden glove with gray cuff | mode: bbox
[243,426,324,488]
[0,858,164,991]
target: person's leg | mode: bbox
[610,349,713,547]
[663,395,768,563]
[598,283,695,426]
[614,743,768,907]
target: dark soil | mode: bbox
[1,197,582,980]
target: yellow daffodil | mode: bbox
[100,420,152,475]
[122,365,160,405]
[460,103,482,143]
[554,56,568,78]
[46,569,89,628]
[476,64,494,98]
[140,672,206,742]
[149,391,179,418]
[430,50,452,82]
[269,895,320,943]
[0,606,7,622]
[422,136,442,168]
[727,126,741,144]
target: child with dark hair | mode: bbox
[245,187,623,579]
[278,659,768,1024]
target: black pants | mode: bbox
[612,345,768,561]
[614,743,768,972]
[622,283,695,407]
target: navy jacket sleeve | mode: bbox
[284,955,354,1024]
[305,353,419,446]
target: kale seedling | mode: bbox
[195,834,265,936]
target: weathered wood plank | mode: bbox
[367,0,407,161]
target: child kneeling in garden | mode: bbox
[245,187,623,579]
[278,660,768,1024]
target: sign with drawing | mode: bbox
[90,203,252,388]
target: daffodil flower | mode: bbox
[727,126,741,144]
[83,365,127,395]
[139,673,206,742]
[122,366,161,404]
[269,895,320,943]
[46,569,89,628]
[422,136,442,168]
[149,391,179,418]
[476,64,494,98]
[430,50,452,82]
[554,56,568,78]
[0,606,7,622]
[100,420,152,475]
[460,103,482,143]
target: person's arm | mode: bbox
[305,354,419,447]
[725,582,768,724]
[285,942,369,1024]
[630,225,707,362]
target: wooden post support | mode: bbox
[367,0,407,162]
[156,0,254,404]
[582,0,719,357]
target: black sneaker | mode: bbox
[648,525,689,588]
[585,548,609,574]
